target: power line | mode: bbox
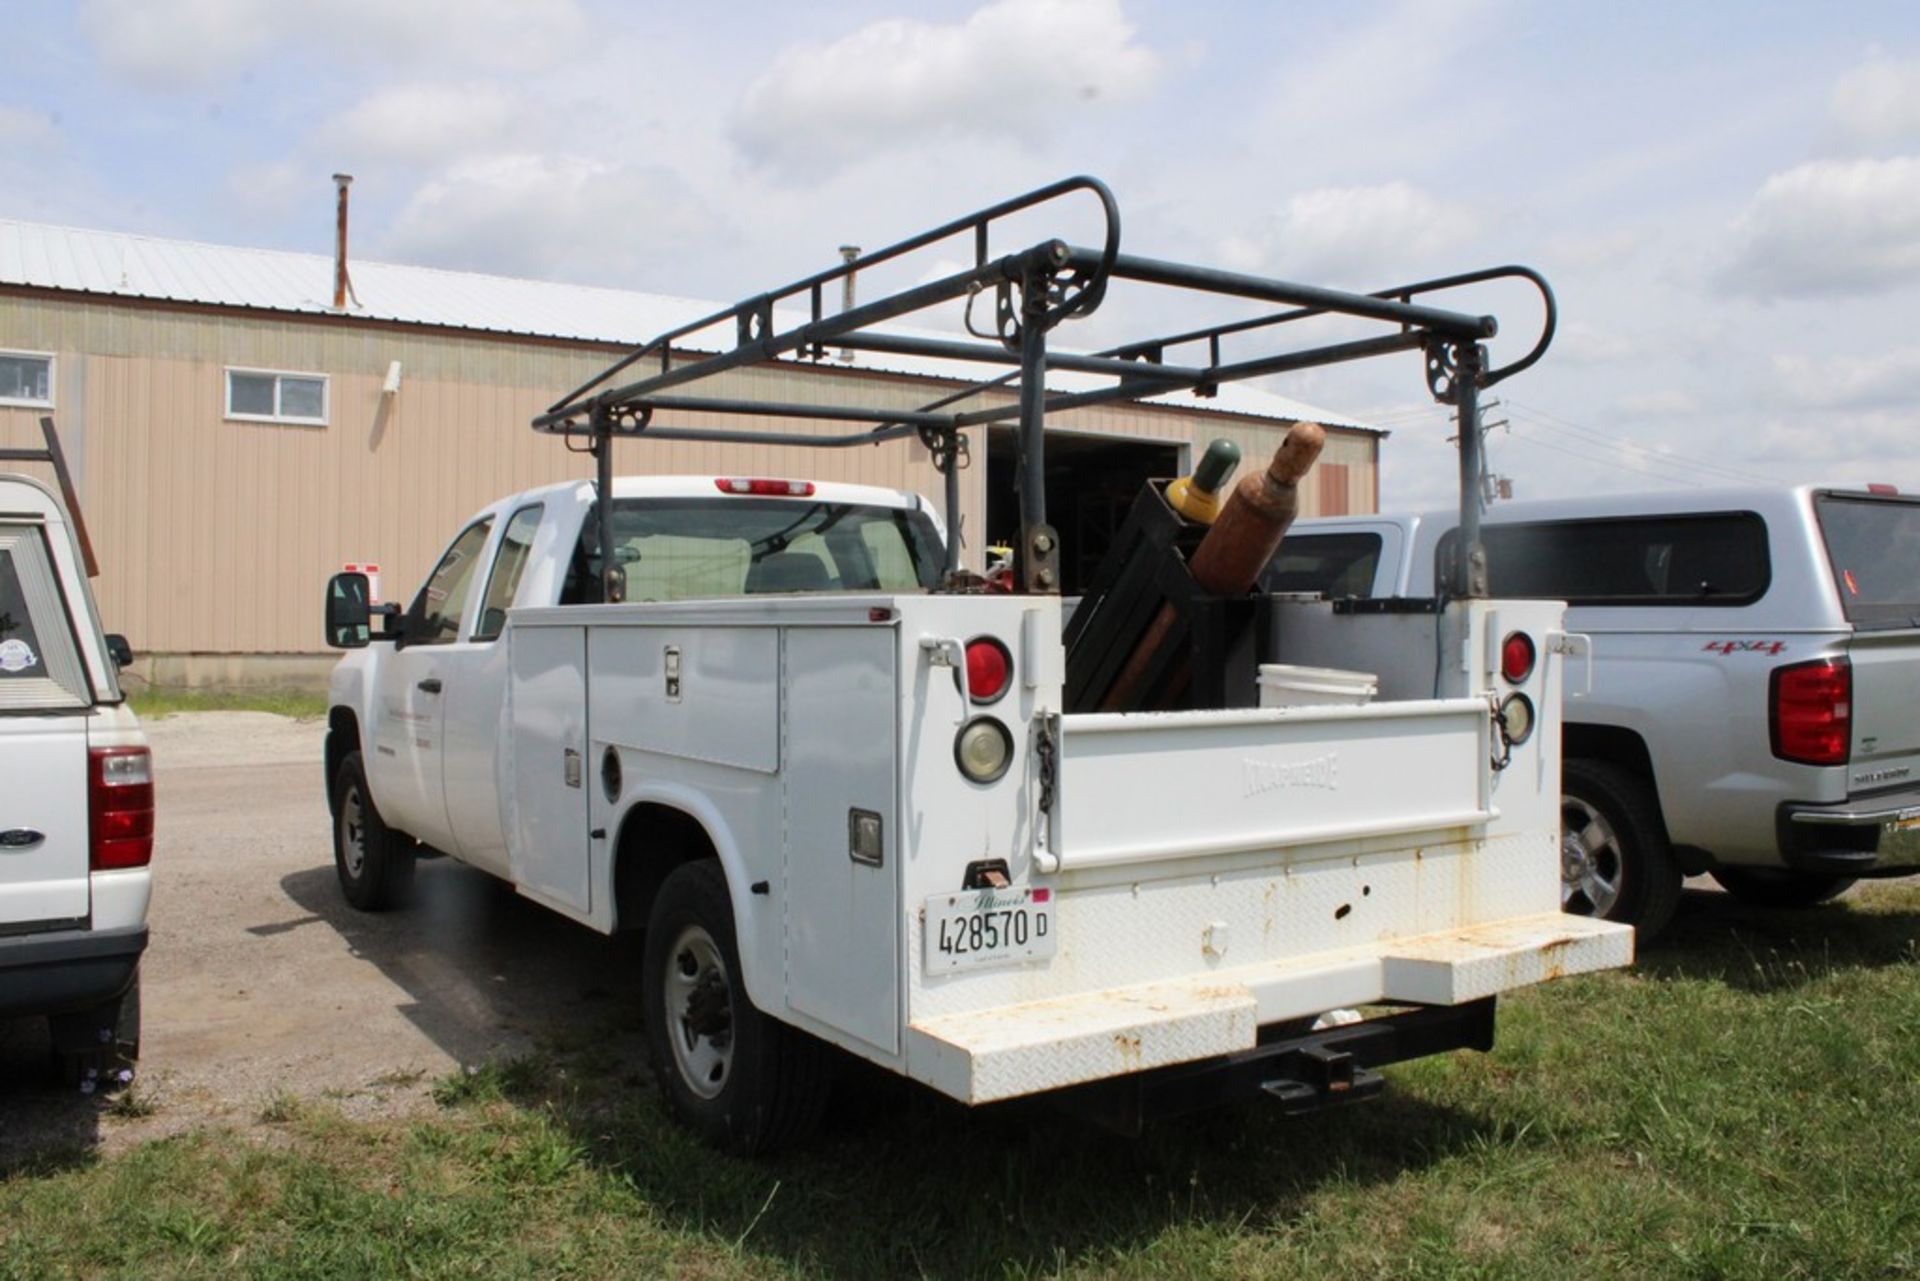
[1502,397,1777,487]
[1498,429,1708,487]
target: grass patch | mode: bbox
[7,883,1920,1278]
[127,686,328,719]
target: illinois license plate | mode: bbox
[923,887,1056,975]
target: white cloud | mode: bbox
[1549,320,1641,367]
[378,154,727,288]
[1613,389,1699,418]
[81,0,275,89]
[732,0,1161,174]
[315,86,520,167]
[1720,157,1920,298]
[1773,347,1920,409]
[1251,0,1503,180]
[1829,47,1920,147]
[1747,407,1920,470]
[1218,182,1478,284]
[0,106,61,149]
[81,0,587,88]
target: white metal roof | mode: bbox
[0,218,1382,433]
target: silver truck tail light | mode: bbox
[1501,631,1536,684]
[90,746,154,870]
[955,717,1014,783]
[965,637,1012,704]
[1771,657,1851,765]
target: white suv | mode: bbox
[1268,484,1920,938]
[0,469,150,1082]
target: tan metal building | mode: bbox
[0,219,1381,688]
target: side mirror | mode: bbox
[326,572,372,649]
[104,634,134,669]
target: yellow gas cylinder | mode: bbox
[1165,438,1242,525]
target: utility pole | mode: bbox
[1478,399,1510,508]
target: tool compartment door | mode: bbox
[1055,699,1492,872]
[782,627,900,1054]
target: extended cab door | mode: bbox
[371,518,493,849]
[0,521,94,928]
[440,504,545,875]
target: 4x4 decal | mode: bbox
[1702,640,1787,656]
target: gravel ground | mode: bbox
[0,712,644,1164]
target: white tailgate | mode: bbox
[0,715,90,925]
[1056,699,1492,870]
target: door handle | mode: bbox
[417,678,443,694]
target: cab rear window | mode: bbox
[1261,532,1384,597]
[1816,494,1920,629]
[1437,513,1769,605]
[563,497,944,604]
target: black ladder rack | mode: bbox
[531,175,1555,606]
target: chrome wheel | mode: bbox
[1561,793,1624,917]
[339,785,367,880]
[663,924,734,1100]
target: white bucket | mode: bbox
[1257,662,1379,709]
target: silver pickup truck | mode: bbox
[1266,485,1920,938]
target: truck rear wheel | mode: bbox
[1561,759,1681,939]
[1709,868,1855,908]
[331,751,415,911]
[641,860,831,1154]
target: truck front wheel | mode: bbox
[1561,759,1682,939]
[641,860,831,1154]
[331,751,416,911]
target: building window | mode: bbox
[226,368,328,425]
[0,352,54,408]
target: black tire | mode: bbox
[331,750,415,911]
[1561,759,1682,939]
[1709,868,1856,908]
[641,860,831,1154]
[52,969,141,1088]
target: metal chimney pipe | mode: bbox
[837,245,859,362]
[332,173,354,311]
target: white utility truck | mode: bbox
[323,178,1632,1151]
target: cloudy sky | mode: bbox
[5,0,1920,508]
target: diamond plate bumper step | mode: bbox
[906,911,1632,1104]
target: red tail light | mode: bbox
[1500,632,1536,684]
[1771,658,1851,766]
[715,478,816,497]
[965,637,1012,704]
[90,746,154,870]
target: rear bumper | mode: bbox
[906,911,1631,1104]
[0,924,147,1019]
[1056,999,1497,1134]
[1781,788,1920,876]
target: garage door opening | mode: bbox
[985,429,1185,595]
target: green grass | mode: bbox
[7,883,1920,1279]
[127,687,328,719]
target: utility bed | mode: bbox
[326,175,1630,1152]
